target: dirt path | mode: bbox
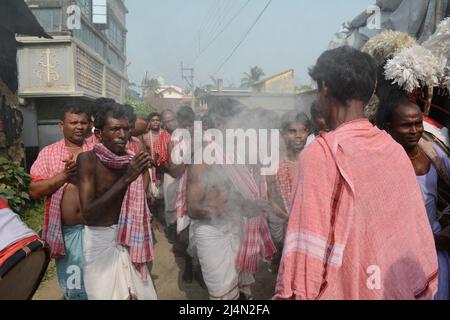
[33,228,277,300]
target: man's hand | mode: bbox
[256,200,274,214]
[241,199,276,218]
[124,152,151,184]
[149,153,160,168]
[62,154,77,182]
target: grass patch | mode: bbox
[21,201,45,233]
[22,202,57,283]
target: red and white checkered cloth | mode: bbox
[170,133,189,220]
[276,157,296,213]
[275,120,438,300]
[85,134,99,145]
[30,139,93,259]
[143,131,172,199]
[226,164,276,273]
[93,143,154,280]
[207,141,276,273]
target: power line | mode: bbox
[185,0,225,74]
[193,0,224,58]
[212,0,272,76]
[198,0,226,45]
[197,0,223,40]
[192,0,252,66]
[202,0,236,48]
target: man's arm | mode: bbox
[267,175,289,220]
[135,138,151,191]
[78,151,150,224]
[29,155,76,199]
[161,140,186,179]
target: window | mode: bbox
[107,47,125,71]
[73,22,105,56]
[92,0,108,24]
[77,0,92,20]
[31,8,62,33]
[107,18,125,52]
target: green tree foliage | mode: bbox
[141,77,161,98]
[295,84,314,93]
[127,99,157,117]
[0,156,32,214]
[241,66,265,89]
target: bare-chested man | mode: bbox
[30,105,93,300]
[187,102,276,300]
[77,103,156,300]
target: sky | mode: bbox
[125,0,374,90]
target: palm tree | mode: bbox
[240,66,265,89]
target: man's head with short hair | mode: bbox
[310,100,329,134]
[176,106,196,130]
[376,88,424,152]
[309,46,377,130]
[201,114,214,131]
[122,104,137,128]
[91,97,116,124]
[59,104,89,146]
[131,116,148,137]
[208,98,241,130]
[280,111,312,155]
[147,112,161,132]
[94,103,130,155]
[161,110,178,134]
[59,104,87,121]
[91,98,116,121]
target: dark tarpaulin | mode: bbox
[0,0,51,93]
[329,0,450,49]
[0,0,51,38]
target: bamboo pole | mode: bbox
[436,0,442,31]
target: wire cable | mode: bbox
[212,0,272,76]
[192,0,252,66]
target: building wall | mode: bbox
[26,0,127,76]
[255,70,295,94]
[19,0,129,167]
[160,90,184,99]
[206,90,316,118]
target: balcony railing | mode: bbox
[17,35,127,102]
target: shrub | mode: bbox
[0,156,32,214]
[127,100,157,117]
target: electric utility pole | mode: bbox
[181,62,196,112]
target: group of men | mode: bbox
[28,45,449,300]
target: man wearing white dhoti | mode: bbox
[77,103,156,300]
